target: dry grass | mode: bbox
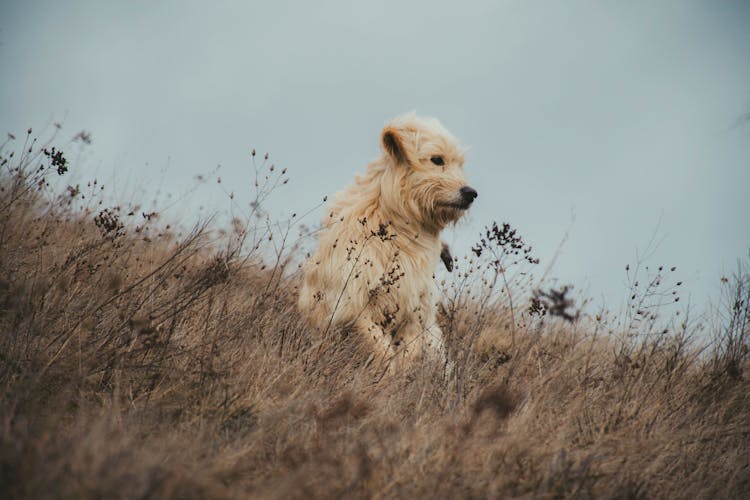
[1,131,748,499]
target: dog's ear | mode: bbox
[381,127,408,165]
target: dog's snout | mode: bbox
[460,186,478,203]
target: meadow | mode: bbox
[0,129,748,499]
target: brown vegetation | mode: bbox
[1,130,748,498]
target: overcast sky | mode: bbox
[2,1,749,314]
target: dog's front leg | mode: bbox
[395,320,453,374]
[354,313,395,370]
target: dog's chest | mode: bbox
[369,249,437,330]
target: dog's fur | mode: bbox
[298,113,476,369]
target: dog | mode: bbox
[298,113,477,370]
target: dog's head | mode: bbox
[378,113,477,231]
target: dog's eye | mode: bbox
[430,156,445,166]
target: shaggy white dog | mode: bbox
[298,113,477,369]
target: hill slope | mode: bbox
[1,136,748,498]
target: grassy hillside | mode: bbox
[1,131,748,499]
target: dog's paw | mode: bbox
[440,242,453,272]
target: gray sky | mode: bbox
[2,0,749,314]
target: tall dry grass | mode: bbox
[0,129,748,499]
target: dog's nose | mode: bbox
[460,186,478,203]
